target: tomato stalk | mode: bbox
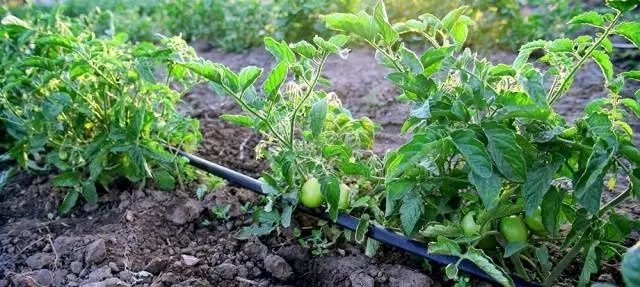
[548,11,621,104]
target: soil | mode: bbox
[1,43,638,287]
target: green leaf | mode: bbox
[52,172,81,187]
[591,50,613,83]
[373,1,398,45]
[441,6,468,32]
[127,106,145,140]
[386,131,449,178]
[496,91,551,120]
[36,35,74,49]
[320,175,341,222]
[400,190,423,236]
[541,187,565,236]
[464,248,515,287]
[281,204,293,228]
[420,46,454,77]
[503,242,527,258]
[238,66,262,92]
[428,236,462,257]
[154,169,176,190]
[519,67,548,107]
[621,98,640,117]
[0,167,15,192]
[263,61,288,98]
[365,238,380,257]
[1,15,30,29]
[569,11,605,27]
[236,225,276,239]
[623,71,640,81]
[450,129,492,178]
[468,170,502,209]
[289,41,318,58]
[220,114,253,127]
[513,40,545,69]
[607,0,639,12]
[615,22,640,48]
[579,242,600,287]
[355,214,370,244]
[419,224,461,238]
[574,140,614,214]
[482,122,527,182]
[310,99,327,138]
[399,44,423,74]
[387,72,436,101]
[58,189,79,215]
[323,12,378,42]
[535,246,552,274]
[450,16,472,46]
[81,182,98,204]
[622,243,640,286]
[523,154,564,216]
[385,179,413,217]
[548,38,574,52]
[179,61,223,84]
[264,37,295,63]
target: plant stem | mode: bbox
[599,185,633,216]
[289,54,328,148]
[511,255,530,280]
[548,12,621,104]
[544,240,586,286]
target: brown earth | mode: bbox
[1,44,638,287]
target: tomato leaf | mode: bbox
[238,66,262,92]
[451,129,493,178]
[569,11,605,27]
[263,61,288,99]
[524,154,564,216]
[400,190,423,236]
[81,181,98,204]
[320,174,341,222]
[289,40,318,58]
[468,170,502,209]
[482,122,527,182]
[154,169,176,190]
[355,214,370,244]
[373,1,398,45]
[264,37,295,63]
[503,242,527,258]
[428,236,462,257]
[220,114,253,127]
[541,187,565,236]
[574,140,614,214]
[463,248,515,287]
[591,50,613,83]
[52,172,81,187]
[310,99,327,138]
[579,242,600,286]
[621,98,640,117]
[615,22,640,48]
[58,189,79,215]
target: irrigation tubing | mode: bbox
[172,148,540,287]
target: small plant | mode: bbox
[211,204,232,220]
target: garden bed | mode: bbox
[1,45,637,287]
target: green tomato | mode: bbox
[461,211,481,236]
[499,215,528,244]
[622,242,640,287]
[300,178,323,208]
[339,183,351,210]
[524,207,546,235]
[620,143,640,164]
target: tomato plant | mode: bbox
[183,0,640,285]
[0,8,220,213]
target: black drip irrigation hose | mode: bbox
[174,149,541,287]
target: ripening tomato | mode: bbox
[461,211,481,236]
[300,178,323,208]
[339,183,351,210]
[524,207,546,235]
[499,215,528,244]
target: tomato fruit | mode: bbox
[300,178,323,208]
[499,215,528,243]
[620,143,640,164]
[339,183,350,210]
[461,211,481,236]
[524,207,546,235]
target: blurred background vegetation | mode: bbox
[0,0,596,52]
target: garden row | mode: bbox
[1,1,640,286]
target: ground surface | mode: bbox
[0,44,638,287]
